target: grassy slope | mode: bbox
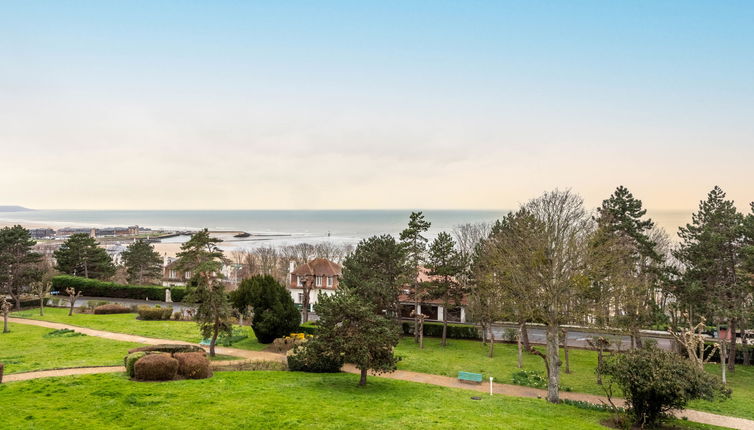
[11,307,265,351]
[0,372,720,430]
[395,337,752,421]
[0,323,142,374]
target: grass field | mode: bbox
[11,307,266,351]
[395,337,753,421]
[0,371,721,429]
[0,323,141,374]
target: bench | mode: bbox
[458,371,483,384]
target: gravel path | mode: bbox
[7,317,752,430]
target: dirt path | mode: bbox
[7,317,752,430]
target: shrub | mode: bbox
[212,359,287,372]
[94,303,131,314]
[133,353,179,381]
[124,352,147,377]
[128,344,206,355]
[173,312,183,320]
[401,321,480,340]
[299,322,318,335]
[511,370,571,392]
[287,338,343,373]
[174,352,212,379]
[600,345,730,428]
[51,275,187,302]
[87,300,109,311]
[231,275,300,344]
[137,305,173,320]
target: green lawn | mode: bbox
[11,307,265,351]
[0,323,142,374]
[395,337,752,421]
[0,371,720,429]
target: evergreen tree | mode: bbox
[399,211,431,344]
[231,275,299,343]
[53,233,115,280]
[674,186,745,377]
[595,185,659,262]
[121,239,163,284]
[176,229,231,356]
[426,232,465,346]
[314,288,401,386]
[0,225,42,309]
[340,234,408,317]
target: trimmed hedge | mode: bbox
[124,352,147,378]
[299,322,319,335]
[134,353,179,381]
[94,303,131,314]
[137,306,173,320]
[129,344,206,355]
[51,275,187,302]
[175,352,211,379]
[401,321,480,340]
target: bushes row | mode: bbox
[401,321,480,340]
[125,345,211,381]
[93,303,131,314]
[137,306,173,320]
[51,275,187,302]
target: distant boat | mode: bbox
[234,232,251,238]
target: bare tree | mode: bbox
[65,287,83,316]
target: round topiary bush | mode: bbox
[133,353,179,381]
[174,352,212,379]
[124,352,147,378]
[94,303,131,314]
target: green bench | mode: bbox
[458,371,483,384]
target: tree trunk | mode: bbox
[301,285,310,323]
[414,300,420,343]
[39,297,44,316]
[545,324,561,403]
[742,323,750,366]
[488,324,495,358]
[68,297,75,316]
[596,347,604,385]
[728,319,736,373]
[480,321,487,344]
[441,306,448,347]
[520,321,531,350]
[359,367,368,386]
[562,328,571,374]
[2,311,8,333]
[720,336,727,385]
[209,321,219,357]
[418,317,424,349]
[516,324,523,368]
[633,327,643,349]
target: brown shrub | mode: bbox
[133,353,179,381]
[174,352,212,379]
[137,305,173,320]
[93,303,131,314]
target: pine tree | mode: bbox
[53,233,115,280]
[340,234,408,317]
[399,212,431,344]
[231,275,299,343]
[426,232,465,347]
[121,239,163,284]
[0,225,42,309]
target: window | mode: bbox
[184,271,191,279]
[169,270,177,279]
[297,293,304,303]
[315,276,322,287]
[327,276,333,287]
[297,276,304,287]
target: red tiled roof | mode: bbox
[292,258,342,277]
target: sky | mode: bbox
[1,1,753,211]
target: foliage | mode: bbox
[93,303,131,314]
[174,352,212,379]
[133,353,179,381]
[426,232,466,346]
[298,321,318,335]
[230,275,299,344]
[511,370,572,391]
[314,288,401,385]
[600,346,730,428]
[399,211,431,343]
[53,233,115,280]
[340,234,408,316]
[400,321,480,339]
[128,344,206,355]
[124,351,147,377]
[136,305,173,320]
[43,328,84,338]
[0,225,42,309]
[51,275,187,301]
[287,339,344,373]
[121,239,163,284]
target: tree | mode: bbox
[340,234,408,317]
[176,229,231,357]
[65,287,82,316]
[314,288,401,386]
[600,345,729,428]
[54,233,115,280]
[674,186,746,378]
[121,239,163,284]
[426,232,465,346]
[522,190,593,403]
[0,225,42,309]
[30,279,52,316]
[231,275,299,343]
[399,211,431,344]
[1,297,11,333]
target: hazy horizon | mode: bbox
[2,2,753,211]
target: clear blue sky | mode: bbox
[1,1,752,210]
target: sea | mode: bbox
[0,209,692,249]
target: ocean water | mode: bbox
[0,209,692,248]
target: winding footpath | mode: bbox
[6,317,753,430]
